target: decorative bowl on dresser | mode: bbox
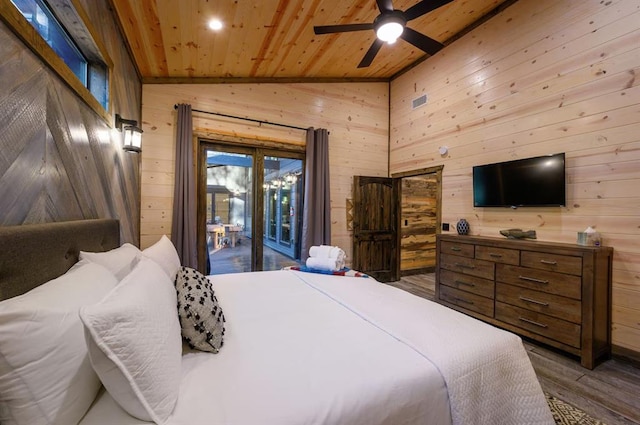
[435,234,613,369]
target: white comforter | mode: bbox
[80,270,553,425]
[293,271,554,425]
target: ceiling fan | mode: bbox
[314,0,454,68]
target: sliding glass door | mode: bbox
[198,141,304,274]
[262,155,303,270]
[203,147,254,274]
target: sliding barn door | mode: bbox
[352,176,399,282]
[400,172,440,274]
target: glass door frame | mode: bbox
[197,138,305,273]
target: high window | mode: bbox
[8,0,110,111]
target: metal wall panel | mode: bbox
[0,1,141,245]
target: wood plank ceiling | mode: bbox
[110,0,514,82]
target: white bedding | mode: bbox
[293,271,554,425]
[80,270,553,425]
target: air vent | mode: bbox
[412,94,427,109]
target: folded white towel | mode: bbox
[309,245,346,263]
[309,245,332,258]
[306,257,342,272]
[330,247,346,263]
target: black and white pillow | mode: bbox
[174,267,225,353]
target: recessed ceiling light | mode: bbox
[208,19,223,31]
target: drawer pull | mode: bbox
[518,275,549,284]
[519,296,549,307]
[540,260,558,265]
[519,317,548,328]
[455,280,475,287]
[455,263,476,269]
[455,297,474,305]
[450,246,462,252]
[489,253,503,258]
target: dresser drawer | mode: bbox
[521,251,582,276]
[495,283,581,323]
[496,264,581,300]
[440,254,494,280]
[496,302,581,348]
[475,245,520,265]
[439,285,494,317]
[440,241,474,258]
[439,269,495,298]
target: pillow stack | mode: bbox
[306,245,346,271]
[78,234,184,423]
[0,234,225,425]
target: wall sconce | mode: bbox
[115,114,143,153]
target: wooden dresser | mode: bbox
[435,234,613,369]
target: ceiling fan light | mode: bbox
[376,21,403,44]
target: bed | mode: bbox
[0,220,554,425]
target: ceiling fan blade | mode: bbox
[314,23,374,34]
[376,0,394,13]
[358,39,384,68]
[404,0,454,21]
[400,27,444,55]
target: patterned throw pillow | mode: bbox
[174,267,225,353]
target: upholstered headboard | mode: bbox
[0,219,120,301]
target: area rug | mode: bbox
[546,392,607,425]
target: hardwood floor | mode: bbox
[388,274,640,425]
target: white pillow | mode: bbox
[80,243,141,281]
[0,260,118,425]
[142,235,181,281]
[79,257,182,423]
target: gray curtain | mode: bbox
[171,104,198,269]
[301,128,331,261]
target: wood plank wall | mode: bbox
[0,0,141,244]
[140,83,389,260]
[390,0,640,353]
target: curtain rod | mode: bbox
[174,104,308,131]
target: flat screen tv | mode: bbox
[472,153,566,208]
